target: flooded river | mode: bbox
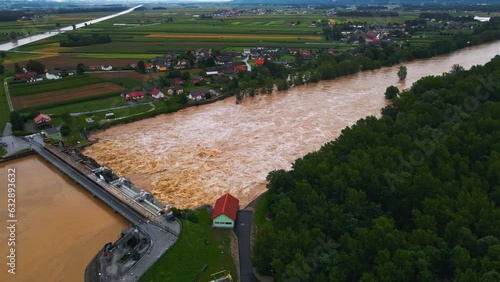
[84,41,500,209]
[0,156,128,282]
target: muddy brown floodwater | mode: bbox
[84,41,500,209]
[0,156,128,282]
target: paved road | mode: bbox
[243,56,252,72]
[70,102,153,117]
[234,210,259,282]
[0,5,143,51]
[3,77,13,112]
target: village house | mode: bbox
[101,64,113,71]
[42,127,62,141]
[191,75,204,85]
[28,75,44,83]
[123,91,144,101]
[212,193,239,229]
[14,72,38,80]
[34,113,53,129]
[151,88,165,100]
[168,85,184,95]
[45,71,61,80]
[188,89,210,101]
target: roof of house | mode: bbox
[34,113,51,124]
[211,193,239,221]
[190,89,210,95]
[253,59,264,65]
[126,91,144,98]
[14,72,37,79]
[151,88,163,95]
[45,127,60,135]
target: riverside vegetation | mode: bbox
[253,56,500,281]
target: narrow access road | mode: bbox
[243,56,252,72]
[0,5,143,51]
[234,210,259,282]
[3,77,13,112]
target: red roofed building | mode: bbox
[212,193,239,228]
[124,91,144,101]
[151,88,165,100]
[34,113,52,129]
[14,72,37,80]
[253,59,264,66]
[234,65,247,72]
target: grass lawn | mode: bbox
[31,96,128,115]
[140,209,238,282]
[0,77,9,134]
[0,146,6,156]
[252,192,271,229]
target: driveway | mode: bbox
[0,135,32,157]
[234,210,259,282]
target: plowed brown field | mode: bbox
[13,82,125,109]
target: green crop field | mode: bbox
[34,96,127,115]
[9,75,104,96]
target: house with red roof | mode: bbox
[253,59,265,66]
[212,193,239,228]
[124,91,144,101]
[14,72,37,80]
[151,88,165,100]
[34,113,52,129]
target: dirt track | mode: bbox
[13,82,126,109]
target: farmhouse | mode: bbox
[168,85,184,95]
[101,64,113,71]
[212,193,239,228]
[45,71,61,80]
[34,113,52,129]
[124,91,144,101]
[14,72,37,80]
[188,89,210,101]
[151,88,165,100]
[191,75,204,85]
[28,75,44,83]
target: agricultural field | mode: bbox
[0,12,114,42]
[3,54,138,72]
[5,7,343,54]
[9,75,104,96]
[12,82,125,109]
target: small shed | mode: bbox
[43,127,62,141]
[212,193,239,229]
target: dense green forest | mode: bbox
[253,56,500,281]
[59,33,112,47]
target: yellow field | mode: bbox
[145,34,322,40]
[34,43,74,53]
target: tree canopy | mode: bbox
[254,55,500,282]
